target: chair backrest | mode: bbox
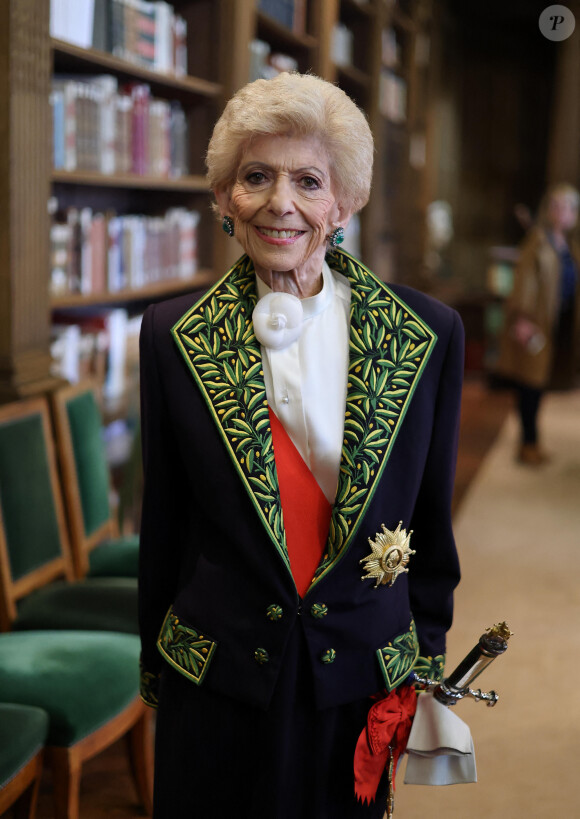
[0,397,74,631]
[50,381,116,578]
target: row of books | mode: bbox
[51,0,187,77]
[258,0,307,34]
[51,309,142,405]
[50,206,200,297]
[51,75,189,177]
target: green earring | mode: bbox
[222,215,234,237]
[329,226,345,248]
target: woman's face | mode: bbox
[216,133,347,289]
[547,193,578,233]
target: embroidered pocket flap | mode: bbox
[376,620,419,691]
[157,607,217,686]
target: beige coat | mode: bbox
[496,227,580,388]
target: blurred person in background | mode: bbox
[497,183,580,465]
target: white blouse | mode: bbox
[255,261,351,504]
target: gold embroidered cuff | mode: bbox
[413,653,446,683]
[139,659,160,709]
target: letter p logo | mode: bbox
[539,5,576,40]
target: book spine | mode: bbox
[107,215,122,291]
[63,81,78,171]
[95,75,118,174]
[129,83,150,175]
[90,213,107,294]
[154,1,174,73]
[50,88,65,169]
[135,0,157,70]
[173,15,187,76]
[169,100,187,177]
[115,93,133,174]
[79,207,93,294]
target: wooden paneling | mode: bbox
[0,0,55,400]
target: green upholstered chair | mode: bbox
[0,397,137,635]
[0,702,48,818]
[50,382,140,580]
[0,631,153,819]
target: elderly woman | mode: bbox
[497,183,580,465]
[138,72,464,818]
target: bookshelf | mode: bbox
[0,0,435,402]
[365,0,435,284]
[0,0,230,401]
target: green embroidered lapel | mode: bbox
[171,250,437,592]
[171,255,290,572]
[310,250,437,588]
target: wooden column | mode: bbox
[0,0,56,402]
[546,28,580,189]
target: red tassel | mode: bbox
[354,685,417,804]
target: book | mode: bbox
[115,92,133,174]
[149,99,171,177]
[134,0,157,70]
[173,15,187,76]
[50,87,66,170]
[92,0,112,51]
[90,212,108,294]
[107,216,123,291]
[128,82,151,175]
[153,1,174,73]
[67,0,96,48]
[94,75,118,174]
[51,0,96,48]
[52,206,200,297]
[169,101,188,177]
[50,222,71,296]
[79,207,94,294]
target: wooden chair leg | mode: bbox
[3,751,44,819]
[46,746,82,819]
[12,774,41,819]
[125,707,154,817]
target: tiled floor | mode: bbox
[33,376,513,819]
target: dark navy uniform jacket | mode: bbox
[138,250,463,712]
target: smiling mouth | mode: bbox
[256,227,305,239]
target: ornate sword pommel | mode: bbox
[412,622,512,708]
[482,622,513,654]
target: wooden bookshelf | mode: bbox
[0,0,435,401]
[51,270,216,309]
[52,39,222,100]
[256,13,318,52]
[51,170,210,192]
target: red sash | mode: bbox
[269,408,332,597]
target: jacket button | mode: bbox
[254,648,269,665]
[311,603,328,619]
[321,648,336,664]
[266,604,283,621]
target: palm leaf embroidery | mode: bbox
[171,251,436,590]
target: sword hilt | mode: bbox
[412,622,512,707]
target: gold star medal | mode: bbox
[360,522,415,588]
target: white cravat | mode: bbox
[255,261,351,503]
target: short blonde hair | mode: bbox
[538,182,580,228]
[206,72,374,215]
